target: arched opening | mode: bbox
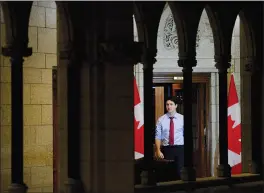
[0,1,58,192]
[153,4,217,179]
[228,15,242,175]
[194,8,216,177]
[133,14,144,160]
[25,2,57,192]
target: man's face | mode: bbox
[166,100,177,113]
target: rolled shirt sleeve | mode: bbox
[155,118,162,140]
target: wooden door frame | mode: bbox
[153,72,211,177]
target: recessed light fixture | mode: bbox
[173,76,184,80]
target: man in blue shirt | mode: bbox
[155,97,184,178]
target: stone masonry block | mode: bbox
[23,68,42,84]
[41,69,52,84]
[1,169,11,191]
[0,67,11,82]
[1,125,11,147]
[24,126,37,146]
[41,105,52,125]
[28,27,38,53]
[0,105,11,125]
[38,1,56,8]
[24,53,46,68]
[24,105,42,125]
[30,166,53,186]
[45,54,57,68]
[24,84,31,104]
[24,145,52,167]
[1,83,11,104]
[1,146,11,169]
[29,6,45,27]
[38,28,57,54]
[30,84,52,104]
[35,125,53,145]
[46,8,57,28]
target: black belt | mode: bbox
[162,145,184,148]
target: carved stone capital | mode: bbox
[214,55,231,72]
[2,46,32,58]
[178,56,197,72]
[98,41,143,65]
[245,57,258,73]
[141,48,157,70]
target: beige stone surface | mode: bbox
[38,27,57,54]
[24,68,42,84]
[0,105,11,125]
[45,53,57,68]
[46,8,57,28]
[24,53,46,68]
[30,166,53,186]
[29,6,46,28]
[41,105,52,124]
[28,27,38,52]
[0,67,10,82]
[24,105,42,125]
[38,1,56,8]
[41,69,52,84]
[30,84,52,104]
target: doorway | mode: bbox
[153,74,210,177]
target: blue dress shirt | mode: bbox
[155,112,184,146]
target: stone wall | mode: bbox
[0,1,56,192]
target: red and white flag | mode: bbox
[134,76,144,159]
[228,74,242,174]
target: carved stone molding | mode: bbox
[141,48,157,70]
[177,55,197,71]
[245,57,258,73]
[214,55,231,72]
[98,41,143,65]
[2,46,32,58]
[163,13,201,51]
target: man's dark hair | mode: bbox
[165,96,178,105]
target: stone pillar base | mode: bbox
[180,167,196,181]
[217,164,231,177]
[140,170,156,185]
[249,161,259,174]
[64,178,84,193]
[8,183,28,193]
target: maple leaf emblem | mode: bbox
[134,118,144,154]
[228,115,241,154]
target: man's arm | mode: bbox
[155,119,163,154]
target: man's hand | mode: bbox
[155,150,164,159]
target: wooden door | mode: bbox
[155,87,165,123]
[172,83,208,177]
[52,67,58,193]
[196,83,208,177]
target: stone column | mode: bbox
[241,57,252,173]
[2,47,32,193]
[178,57,196,181]
[140,48,157,185]
[61,49,83,193]
[247,58,262,174]
[215,56,231,177]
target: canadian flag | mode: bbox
[134,76,144,159]
[228,74,242,174]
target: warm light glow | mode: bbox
[173,76,183,80]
